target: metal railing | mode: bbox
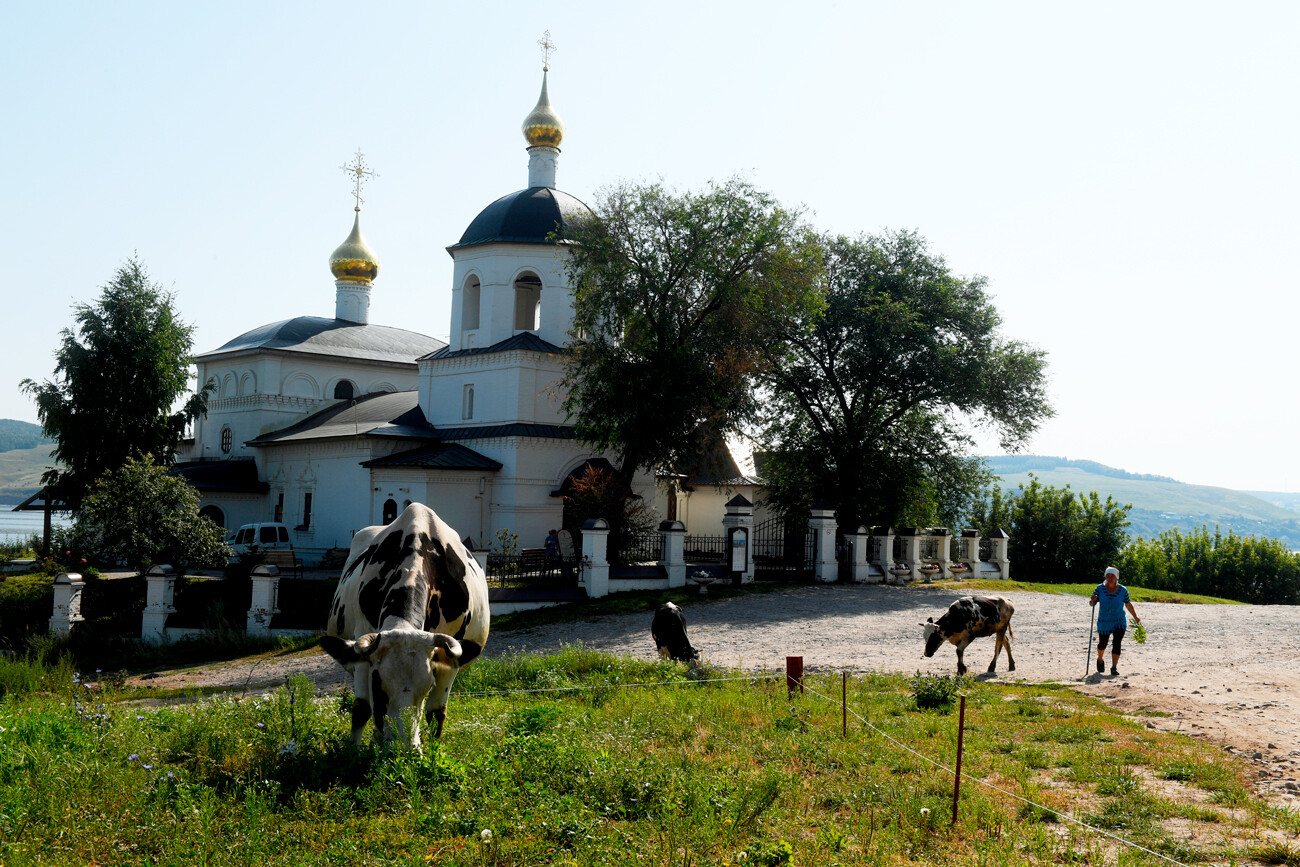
[979,539,993,561]
[683,534,726,563]
[484,552,578,589]
[614,530,663,565]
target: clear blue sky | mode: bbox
[5,2,1298,491]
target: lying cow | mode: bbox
[651,602,698,662]
[319,503,489,750]
[921,595,1015,675]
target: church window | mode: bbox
[462,384,475,420]
[220,426,233,454]
[198,505,225,528]
[299,492,313,531]
[274,492,284,523]
[382,498,397,524]
[462,276,481,331]
[333,380,355,400]
[513,273,542,331]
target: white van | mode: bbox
[228,522,292,556]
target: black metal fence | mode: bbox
[683,534,726,563]
[751,517,813,581]
[484,552,579,589]
[979,538,993,561]
[613,530,663,565]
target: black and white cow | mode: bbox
[921,595,1015,675]
[651,602,698,662]
[319,503,489,750]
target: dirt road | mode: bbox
[134,584,1300,801]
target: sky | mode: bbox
[4,2,1298,492]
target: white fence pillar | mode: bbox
[49,573,85,634]
[897,528,922,584]
[989,528,1011,579]
[931,527,952,580]
[581,519,610,598]
[658,520,686,588]
[847,525,872,584]
[141,564,177,644]
[247,564,281,636]
[871,526,895,584]
[721,495,756,584]
[810,506,838,583]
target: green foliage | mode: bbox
[970,474,1131,582]
[0,419,49,454]
[64,455,228,573]
[19,257,208,510]
[563,178,810,485]
[1119,526,1300,605]
[908,672,964,711]
[758,231,1051,528]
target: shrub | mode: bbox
[909,672,964,711]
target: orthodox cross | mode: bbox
[538,30,556,71]
[340,149,377,211]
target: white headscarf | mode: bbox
[1104,566,1120,580]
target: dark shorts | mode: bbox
[1098,626,1126,655]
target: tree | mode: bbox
[563,179,813,488]
[21,258,208,510]
[756,230,1052,529]
[970,475,1131,582]
[62,455,228,573]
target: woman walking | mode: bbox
[1090,566,1141,675]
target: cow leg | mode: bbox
[1003,627,1015,672]
[988,630,1004,673]
[954,637,973,675]
[350,665,373,745]
[424,665,460,739]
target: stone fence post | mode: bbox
[872,526,895,584]
[809,505,837,583]
[931,527,952,580]
[658,520,686,588]
[846,525,873,584]
[581,518,610,598]
[49,573,85,635]
[247,564,281,636]
[989,527,1011,579]
[959,529,980,563]
[722,495,756,584]
[897,528,922,584]
[142,564,178,644]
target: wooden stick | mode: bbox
[952,694,966,824]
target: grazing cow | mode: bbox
[651,602,698,662]
[319,503,489,750]
[921,596,1015,675]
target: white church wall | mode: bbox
[369,470,488,549]
[447,244,573,352]
[421,352,566,428]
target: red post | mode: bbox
[842,671,848,737]
[952,694,966,824]
[786,656,803,697]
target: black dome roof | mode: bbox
[451,187,591,252]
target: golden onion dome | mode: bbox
[329,210,379,282]
[521,70,564,148]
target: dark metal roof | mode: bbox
[199,316,445,365]
[450,187,591,252]
[420,331,565,361]
[171,458,270,494]
[433,422,576,441]
[362,443,502,471]
[247,391,437,445]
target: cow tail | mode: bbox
[1006,623,1014,643]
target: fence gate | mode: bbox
[751,516,814,581]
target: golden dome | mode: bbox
[522,70,564,148]
[329,210,379,283]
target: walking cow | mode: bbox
[320,503,489,751]
[921,596,1015,675]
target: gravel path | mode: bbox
[133,584,1300,802]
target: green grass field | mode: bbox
[2,647,1297,865]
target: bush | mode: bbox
[1119,526,1300,605]
[909,672,964,711]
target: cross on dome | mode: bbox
[537,30,556,72]
[340,149,378,212]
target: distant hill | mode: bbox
[0,420,54,503]
[0,419,48,453]
[983,455,1300,547]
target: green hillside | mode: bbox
[0,419,48,453]
[0,420,54,503]
[984,456,1300,546]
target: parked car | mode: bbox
[228,522,293,557]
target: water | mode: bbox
[0,507,70,544]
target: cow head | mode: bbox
[920,617,945,657]
[320,629,462,745]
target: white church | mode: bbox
[175,66,760,563]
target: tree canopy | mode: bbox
[63,455,228,573]
[21,258,207,509]
[756,230,1053,528]
[562,178,813,486]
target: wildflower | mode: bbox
[480,829,492,843]
[128,754,138,762]
[256,722,265,729]
[167,772,175,779]
[920,808,931,818]
[143,764,153,770]
[136,715,144,720]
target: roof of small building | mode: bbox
[420,330,565,361]
[247,391,436,445]
[450,186,591,252]
[362,443,503,470]
[199,316,444,365]
[171,457,270,494]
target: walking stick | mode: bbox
[1084,599,1097,679]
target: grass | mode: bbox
[927,577,1245,605]
[0,646,1291,865]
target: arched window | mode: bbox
[462,276,481,331]
[462,384,474,420]
[198,505,225,528]
[513,273,542,331]
[220,426,233,454]
[382,498,398,524]
[333,380,355,400]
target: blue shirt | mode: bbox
[1094,582,1130,633]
